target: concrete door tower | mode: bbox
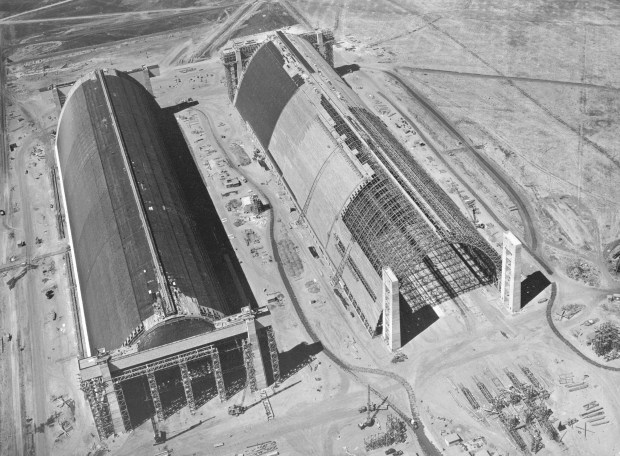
[501,231,522,313]
[382,267,401,351]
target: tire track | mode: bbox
[382,0,620,167]
[398,66,620,92]
[383,70,538,250]
[546,283,620,373]
[267,198,442,456]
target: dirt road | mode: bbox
[0,4,245,24]
[0,0,77,22]
[384,69,538,249]
[399,66,620,92]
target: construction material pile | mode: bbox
[364,415,407,451]
[456,366,559,454]
[559,303,584,320]
[590,321,620,361]
[566,260,600,287]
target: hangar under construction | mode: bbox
[55,69,280,437]
[222,29,501,348]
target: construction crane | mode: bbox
[228,384,249,416]
[358,386,388,429]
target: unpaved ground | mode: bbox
[2,1,620,455]
[0,40,94,456]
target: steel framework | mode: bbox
[340,104,498,310]
[363,414,407,451]
[113,381,132,432]
[242,338,258,392]
[212,347,227,402]
[147,371,164,421]
[81,377,114,439]
[350,107,499,273]
[317,93,499,312]
[221,30,334,101]
[111,344,217,384]
[179,361,196,414]
[266,326,281,384]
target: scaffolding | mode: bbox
[221,41,262,101]
[299,30,335,66]
[111,344,217,384]
[81,377,114,439]
[317,93,498,313]
[363,414,407,451]
[113,381,132,432]
[212,347,227,402]
[179,361,196,414]
[343,105,498,311]
[266,326,280,384]
[147,371,164,422]
[242,338,258,393]
[462,367,558,454]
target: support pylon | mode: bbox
[242,338,257,392]
[147,371,164,421]
[266,326,280,384]
[212,348,226,402]
[113,381,132,432]
[179,361,196,414]
[245,318,268,390]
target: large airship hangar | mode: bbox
[55,68,280,438]
[55,28,501,438]
[222,29,500,348]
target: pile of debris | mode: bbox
[589,321,620,361]
[566,260,600,287]
[558,304,584,320]
[391,351,408,364]
[456,367,559,454]
[305,280,320,294]
[364,415,407,451]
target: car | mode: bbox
[385,449,396,455]
[394,451,404,456]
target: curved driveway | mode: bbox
[546,283,620,372]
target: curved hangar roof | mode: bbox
[56,69,229,355]
[234,33,500,327]
[234,40,301,149]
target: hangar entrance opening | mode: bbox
[119,338,245,428]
